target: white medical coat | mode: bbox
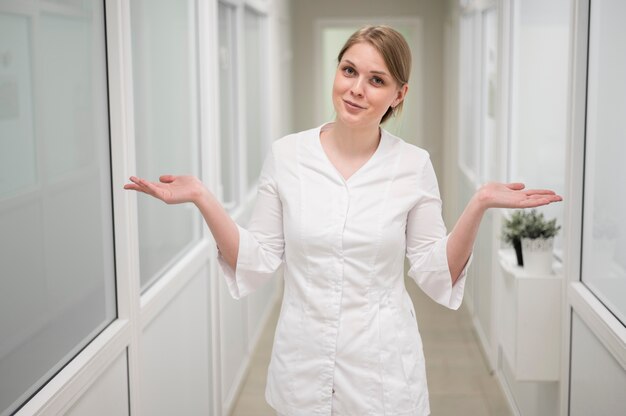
[218,124,471,416]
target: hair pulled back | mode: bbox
[337,25,411,124]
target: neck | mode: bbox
[327,119,381,156]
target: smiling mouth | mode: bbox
[343,99,366,110]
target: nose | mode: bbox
[350,76,365,97]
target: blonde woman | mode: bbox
[125,26,561,416]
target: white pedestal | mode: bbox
[499,250,562,381]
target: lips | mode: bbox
[343,99,366,110]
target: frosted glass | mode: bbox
[0,2,115,415]
[0,14,36,197]
[218,2,238,207]
[459,16,479,178]
[244,9,267,186]
[581,0,626,325]
[130,0,202,290]
[480,9,497,183]
[509,0,570,253]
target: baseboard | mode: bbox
[472,315,497,372]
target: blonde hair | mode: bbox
[337,25,411,124]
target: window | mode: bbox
[0,2,115,414]
[581,0,626,325]
[244,8,268,186]
[458,14,480,182]
[218,2,239,208]
[479,8,497,183]
[130,0,202,290]
[217,0,270,211]
[508,0,570,254]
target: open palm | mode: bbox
[124,175,205,205]
[479,182,562,209]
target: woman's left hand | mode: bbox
[475,182,563,210]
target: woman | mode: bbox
[125,26,562,416]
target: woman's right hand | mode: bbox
[123,175,208,205]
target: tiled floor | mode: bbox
[231,278,513,416]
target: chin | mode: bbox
[336,111,378,128]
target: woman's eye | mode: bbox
[343,66,355,76]
[372,77,384,85]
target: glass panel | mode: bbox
[0,2,116,414]
[244,8,267,186]
[480,9,497,183]
[459,15,480,180]
[509,0,570,253]
[582,0,626,325]
[0,14,36,196]
[130,0,202,290]
[218,2,238,207]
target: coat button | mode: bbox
[332,388,335,394]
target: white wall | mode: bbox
[569,313,626,415]
[141,269,211,416]
[65,353,129,416]
[65,354,129,416]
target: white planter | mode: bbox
[521,237,554,274]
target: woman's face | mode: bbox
[332,42,407,129]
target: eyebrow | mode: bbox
[343,59,389,77]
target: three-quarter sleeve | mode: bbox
[405,157,472,310]
[217,147,284,299]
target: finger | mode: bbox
[129,176,148,187]
[124,183,139,190]
[127,177,146,191]
[129,176,152,192]
[138,177,170,201]
[526,194,561,202]
[519,198,549,208]
[523,195,562,207]
[160,175,175,183]
[506,182,525,190]
[123,183,147,194]
[137,177,157,192]
[524,189,556,195]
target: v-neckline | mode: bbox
[316,122,386,184]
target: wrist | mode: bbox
[470,188,490,214]
[192,183,212,207]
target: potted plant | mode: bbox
[520,209,561,274]
[501,209,561,272]
[502,210,526,266]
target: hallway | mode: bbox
[231,277,512,415]
[3,0,626,415]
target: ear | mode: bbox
[392,84,409,108]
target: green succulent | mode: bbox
[502,209,561,243]
[502,210,526,244]
[521,209,561,239]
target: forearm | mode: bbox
[447,193,487,284]
[194,188,239,270]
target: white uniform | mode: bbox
[218,123,471,416]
